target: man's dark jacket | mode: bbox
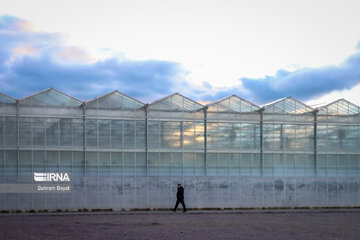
[177,186,184,200]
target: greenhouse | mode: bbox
[0,88,359,210]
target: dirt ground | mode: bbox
[1,211,360,240]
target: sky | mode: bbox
[1,0,360,106]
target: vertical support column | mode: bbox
[144,104,149,207]
[314,110,318,177]
[82,102,86,208]
[260,108,264,177]
[109,112,112,209]
[203,106,208,208]
[203,106,208,177]
[145,104,148,178]
[313,110,318,207]
[2,108,5,210]
[280,124,284,150]
[16,100,19,210]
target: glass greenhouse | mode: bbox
[0,88,359,210]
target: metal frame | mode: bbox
[0,89,359,210]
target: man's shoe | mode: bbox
[172,209,176,212]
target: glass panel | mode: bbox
[160,122,181,149]
[218,153,229,177]
[0,93,16,103]
[0,117,3,146]
[72,119,83,147]
[5,117,18,146]
[111,120,123,149]
[208,95,259,112]
[274,153,284,177]
[319,99,360,115]
[171,152,183,177]
[195,122,204,149]
[148,121,160,149]
[160,152,171,177]
[348,155,359,177]
[46,151,59,165]
[240,123,260,150]
[263,97,313,114]
[124,152,135,177]
[5,151,17,182]
[85,119,97,147]
[195,153,205,177]
[124,121,135,148]
[136,152,146,177]
[21,89,82,107]
[99,119,110,148]
[135,121,145,149]
[60,151,72,165]
[149,152,159,177]
[264,153,274,177]
[183,122,195,149]
[32,118,45,146]
[86,91,144,110]
[46,118,59,146]
[184,153,195,177]
[318,154,327,177]
[111,152,122,165]
[60,118,71,146]
[285,154,295,177]
[19,117,31,146]
[230,153,240,177]
[86,151,97,166]
[252,154,261,176]
[20,89,82,107]
[149,93,202,111]
[263,124,274,150]
[73,151,84,165]
[295,154,306,177]
[207,153,217,177]
[240,153,252,177]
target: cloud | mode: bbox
[0,15,187,102]
[198,45,360,105]
[240,52,360,104]
[0,15,31,31]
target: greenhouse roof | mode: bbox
[207,95,260,112]
[19,88,83,107]
[317,99,360,115]
[0,92,16,104]
[86,90,145,110]
[1,88,359,115]
[262,97,314,114]
[148,93,204,111]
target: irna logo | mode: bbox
[34,172,70,182]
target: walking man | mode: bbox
[173,183,187,212]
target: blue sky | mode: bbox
[1,0,360,106]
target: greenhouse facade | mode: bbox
[0,88,359,210]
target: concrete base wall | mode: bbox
[1,177,360,210]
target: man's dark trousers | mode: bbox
[174,198,186,212]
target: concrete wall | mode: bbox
[1,177,359,210]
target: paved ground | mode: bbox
[1,210,360,240]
